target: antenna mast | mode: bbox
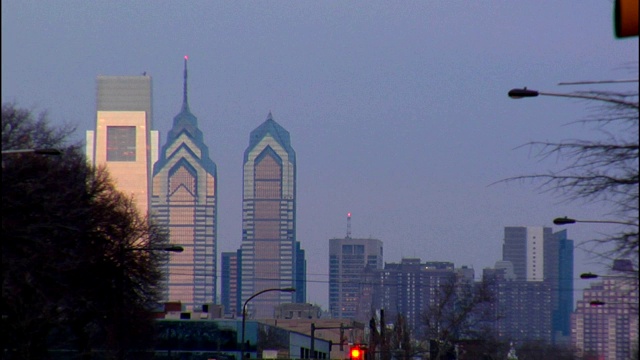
[346,212,352,239]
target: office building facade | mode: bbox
[500,227,573,344]
[151,58,218,310]
[329,237,383,319]
[87,75,156,216]
[483,266,553,343]
[295,241,307,304]
[240,113,300,319]
[221,250,241,317]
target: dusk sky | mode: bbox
[3,1,638,308]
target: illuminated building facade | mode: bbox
[151,58,218,310]
[87,75,156,216]
[240,113,300,319]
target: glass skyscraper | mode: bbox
[151,58,218,310]
[240,113,301,319]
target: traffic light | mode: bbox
[350,346,363,360]
[615,0,639,38]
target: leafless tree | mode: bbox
[388,313,413,360]
[2,102,169,359]
[502,87,639,271]
[421,276,497,360]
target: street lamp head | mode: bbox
[508,88,540,99]
[163,245,184,253]
[580,272,599,279]
[589,300,606,307]
[281,287,296,293]
[553,217,576,225]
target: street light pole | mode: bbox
[241,287,295,359]
[2,148,62,168]
[1,148,62,155]
[117,244,183,360]
[553,217,638,227]
[508,87,639,108]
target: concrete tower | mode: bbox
[87,75,156,216]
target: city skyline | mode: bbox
[2,1,637,309]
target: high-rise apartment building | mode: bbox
[151,58,218,310]
[87,75,157,216]
[571,260,638,360]
[483,265,553,343]
[359,259,455,334]
[240,113,301,319]
[500,226,573,344]
[329,237,383,319]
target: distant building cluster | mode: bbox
[85,66,637,360]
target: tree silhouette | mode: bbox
[2,102,169,359]
[502,87,639,271]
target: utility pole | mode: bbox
[311,323,354,359]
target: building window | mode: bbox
[107,126,136,161]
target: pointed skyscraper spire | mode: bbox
[182,55,190,113]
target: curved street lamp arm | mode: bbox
[558,79,639,85]
[537,90,639,108]
[241,287,295,358]
[2,148,62,156]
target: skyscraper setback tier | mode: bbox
[240,113,303,319]
[151,58,218,310]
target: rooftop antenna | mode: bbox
[346,212,352,239]
[182,55,190,112]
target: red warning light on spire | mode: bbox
[184,55,189,60]
[347,212,351,217]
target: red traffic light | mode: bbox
[615,0,639,38]
[350,346,365,360]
